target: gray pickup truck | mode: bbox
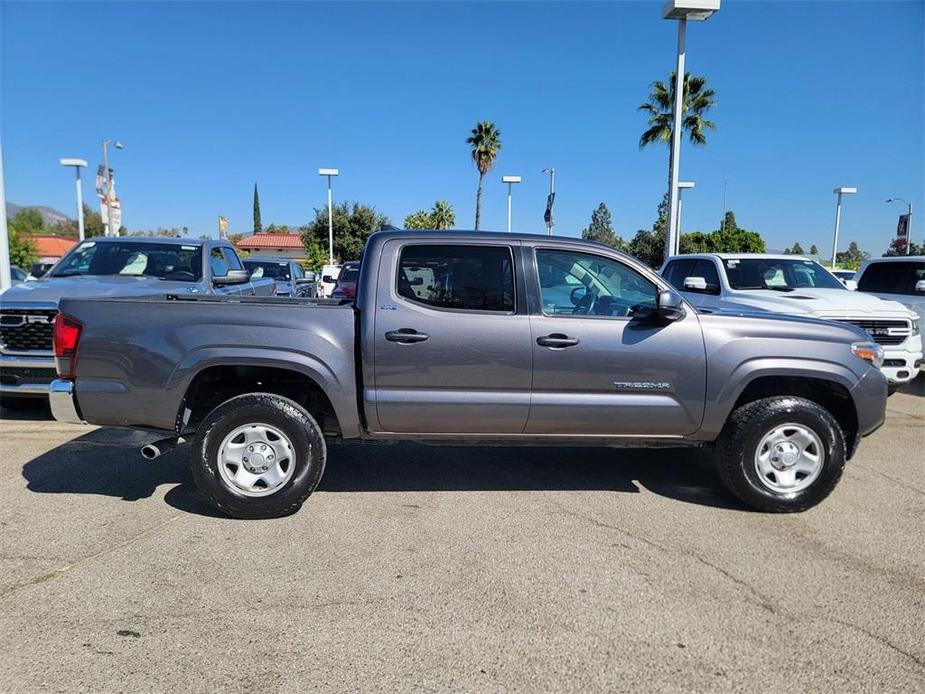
[0,236,274,407]
[47,231,887,518]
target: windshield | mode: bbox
[50,241,203,281]
[244,261,291,281]
[339,267,359,283]
[722,258,844,291]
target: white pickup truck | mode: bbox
[660,254,923,392]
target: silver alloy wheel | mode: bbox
[754,423,825,494]
[217,423,296,497]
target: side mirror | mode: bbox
[657,289,685,321]
[843,279,858,291]
[213,269,251,286]
[322,275,335,284]
[916,279,925,293]
[409,277,424,286]
[30,264,48,278]
[683,276,707,292]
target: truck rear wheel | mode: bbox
[191,393,326,519]
[715,397,846,513]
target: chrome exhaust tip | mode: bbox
[141,437,182,460]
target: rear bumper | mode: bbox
[48,379,84,424]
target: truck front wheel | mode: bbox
[715,397,846,513]
[191,393,326,519]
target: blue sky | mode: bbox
[2,1,922,255]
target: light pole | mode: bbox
[502,176,522,232]
[662,0,721,260]
[318,168,339,264]
[100,139,124,236]
[60,159,88,241]
[830,186,857,268]
[674,180,695,255]
[886,197,913,255]
[542,167,555,235]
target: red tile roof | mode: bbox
[32,235,78,258]
[237,233,304,250]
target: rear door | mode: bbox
[527,247,706,436]
[371,240,532,434]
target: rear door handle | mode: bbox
[536,333,580,348]
[385,329,430,344]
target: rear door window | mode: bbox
[397,245,515,312]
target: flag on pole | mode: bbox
[218,215,228,239]
[897,214,909,239]
[96,165,122,231]
[544,192,555,225]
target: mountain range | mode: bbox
[6,202,73,227]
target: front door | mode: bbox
[372,241,532,434]
[527,247,706,436]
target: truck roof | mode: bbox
[669,253,816,261]
[369,229,620,254]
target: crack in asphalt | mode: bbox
[0,514,183,599]
[827,617,925,670]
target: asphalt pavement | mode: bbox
[1,377,923,692]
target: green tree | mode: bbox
[430,200,455,230]
[883,238,923,256]
[835,241,869,269]
[581,203,624,250]
[627,194,669,268]
[466,121,502,231]
[677,209,766,255]
[9,208,45,236]
[9,226,38,269]
[253,183,262,234]
[639,72,716,196]
[82,204,106,238]
[791,242,804,255]
[300,201,390,263]
[810,244,819,256]
[403,210,433,229]
[227,232,245,245]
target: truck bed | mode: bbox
[59,294,361,434]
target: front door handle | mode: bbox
[385,329,430,344]
[536,333,580,348]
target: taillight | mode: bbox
[53,314,82,379]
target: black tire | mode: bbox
[715,396,846,513]
[887,384,901,396]
[191,393,326,519]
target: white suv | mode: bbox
[660,254,923,391]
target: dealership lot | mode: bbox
[1,379,923,692]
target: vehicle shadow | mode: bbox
[21,428,745,517]
[898,372,924,398]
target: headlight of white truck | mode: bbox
[911,318,920,336]
[851,341,884,368]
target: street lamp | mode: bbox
[100,139,124,236]
[831,186,857,268]
[318,168,339,264]
[885,197,913,255]
[60,158,88,241]
[662,0,721,260]
[502,175,522,233]
[541,167,555,235]
[674,180,695,255]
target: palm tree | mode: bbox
[466,121,502,231]
[638,72,716,195]
[430,200,455,230]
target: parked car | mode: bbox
[10,266,28,285]
[330,261,360,300]
[28,262,55,280]
[830,269,858,289]
[854,256,925,325]
[243,258,318,297]
[0,236,274,409]
[660,254,922,392]
[49,231,886,519]
[318,263,342,298]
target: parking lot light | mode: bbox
[502,175,522,232]
[318,168,339,264]
[831,186,857,267]
[662,0,721,261]
[60,159,88,241]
